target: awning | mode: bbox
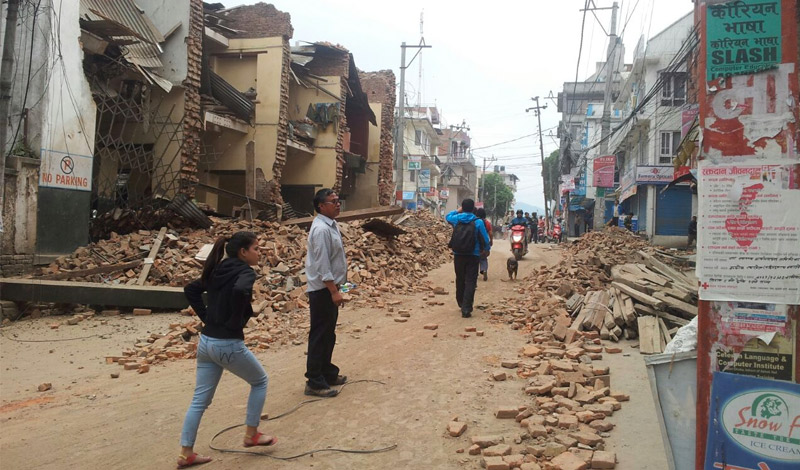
[568,196,595,212]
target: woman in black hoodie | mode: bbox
[177,232,276,468]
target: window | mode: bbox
[571,125,582,143]
[414,130,422,145]
[659,131,681,164]
[660,72,686,106]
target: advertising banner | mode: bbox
[402,191,415,201]
[619,166,637,201]
[697,160,800,304]
[636,166,675,185]
[704,372,800,469]
[39,149,93,192]
[418,169,431,190]
[707,0,782,81]
[593,156,616,188]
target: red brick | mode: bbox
[483,444,512,457]
[448,421,467,437]
[591,451,617,469]
[496,406,519,419]
[133,308,152,316]
[482,456,510,470]
[551,451,588,470]
[469,444,482,455]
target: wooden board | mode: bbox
[283,206,404,228]
[652,291,698,318]
[0,278,188,309]
[137,227,167,285]
[612,282,666,310]
[38,260,143,281]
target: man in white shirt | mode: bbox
[304,189,348,397]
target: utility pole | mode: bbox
[0,0,21,233]
[526,97,550,223]
[394,40,431,205]
[481,155,496,204]
[599,2,618,153]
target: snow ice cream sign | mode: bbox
[722,391,800,461]
[706,373,800,469]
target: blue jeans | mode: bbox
[479,257,488,273]
[180,335,268,447]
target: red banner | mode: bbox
[592,155,616,188]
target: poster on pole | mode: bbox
[704,372,800,470]
[697,160,800,304]
[706,0,782,81]
[592,155,616,188]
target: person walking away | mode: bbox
[446,199,490,318]
[476,208,493,281]
[687,215,697,248]
[531,212,539,243]
[304,189,349,398]
[585,213,593,233]
[179,232,275,469]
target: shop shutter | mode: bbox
[655,186,692,235]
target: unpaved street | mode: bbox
[0,241,667,469]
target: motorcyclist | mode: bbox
[524,212,535,243]
[509,210,529,252]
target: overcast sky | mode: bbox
[219,0,693,208]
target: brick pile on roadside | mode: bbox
[489,228,697,355]
[448,322,628,470]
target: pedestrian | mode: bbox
[476,208,493,281]
[304,188,348,397]
[179,231,275,469]
[585,213,593,233]
[524,212,534,243]
[687,215,697,248]
[446,199,491,318]
[624,212,634,231]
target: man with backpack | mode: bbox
[446,199,491,318]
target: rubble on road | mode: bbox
[491,228,697,354]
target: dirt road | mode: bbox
[0,240,667,469]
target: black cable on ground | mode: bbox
[208,379,397,460]
[1,333,101,343]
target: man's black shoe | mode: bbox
[462,311,472,318]
[304,385,339,397]
[327,375,347,386]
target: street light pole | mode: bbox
[527,97,550,223]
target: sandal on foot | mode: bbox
[177,453,212,469]
[244,431,278,448]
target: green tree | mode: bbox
[543,150,560,210]
[481,172,515,224]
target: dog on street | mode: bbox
[506,257,518,280]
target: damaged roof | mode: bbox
[80,0,165,48]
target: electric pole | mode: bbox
[526,97,550,223]
[481,155,496,204]
[394,40,431,205]
[0,0,21,233]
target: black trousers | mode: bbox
[305,289,340,389]
[453,255,479,315]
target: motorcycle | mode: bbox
[509,224,527,260]
[537,224,545,244]
[552,223,562,244]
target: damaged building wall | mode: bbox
[36,0,97,257]
[346,102,381,210]
[353,70,395,207]
[181,0,203,194]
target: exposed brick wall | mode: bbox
[218,3,293,39]
[181,0,204,195]
[0,254,34,277]
[359,70,396,205]
[269,39,291,205]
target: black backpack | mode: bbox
[448,219,487,254]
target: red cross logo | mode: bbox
[702,282,709,290]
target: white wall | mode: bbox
[137,0,190,85]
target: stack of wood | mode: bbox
[487,228,698,355]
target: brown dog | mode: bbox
[507,257,518,280]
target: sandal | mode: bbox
[244,431,278,448]
[177,453,212,469]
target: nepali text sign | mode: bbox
[574,170,587,197]
[704,372,800,469]
[636,166,675,185]
[707,0,782,81]
[39,149,93,192]
[418,169,431,190]
[697,160,800,304]
[592,156,616,188]
[619,166,637,201]
[439,189,449,199]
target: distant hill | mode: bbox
[513,202,545,216]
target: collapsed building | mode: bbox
[0,1,396,276]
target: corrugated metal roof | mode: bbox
[209,71,254,123]
[122,41,163,68]
[81,0,164,47]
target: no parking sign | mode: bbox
[39,149,93,191]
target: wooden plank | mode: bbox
[610,288,625,326]
[137,227,167,286]
[638,317,655,354]
[621,294,637,326]
[283,206,404,227]
[0,278,188,309]
[658,318,672,346]
[638,250,695,289]
[634,303,690,327]
[196,182,278,210]
[612,281,666,310]
[661,286,694,304]
[652,291,698,319]
[39,260,143,281]
[611,266,657,295]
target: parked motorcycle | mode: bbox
[552,223,562,244]
[510,224,527,260]
[537,224,545,244]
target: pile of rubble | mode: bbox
[35,210,453,370]
[448,310,628,470]
[490,228,697,355]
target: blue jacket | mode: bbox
[446,211,491,257]
[510,216,528,227]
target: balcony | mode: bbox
[447,175,475,192]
